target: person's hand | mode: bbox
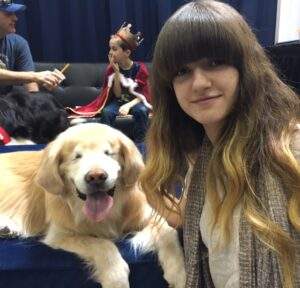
[108,54,119,73]
[118,104,131,116]
[34,69,65,91]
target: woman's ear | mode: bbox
[34,142,65,195]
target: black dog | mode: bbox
[0,91,69,144]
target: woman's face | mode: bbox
[172,58,239,138]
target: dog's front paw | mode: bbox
[102,279,129,288]
[163,258,186,288]
[98,257,130,288]
[156,227,186,288]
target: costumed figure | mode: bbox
[68,23,152,143]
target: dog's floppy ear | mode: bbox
[34,141,65,194]
[119,134,144,186]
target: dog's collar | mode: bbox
[0,126,11,145]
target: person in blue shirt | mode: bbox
[0,1,64,94]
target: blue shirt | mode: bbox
[0,33,35,95]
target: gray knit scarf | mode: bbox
[183,136,300,288]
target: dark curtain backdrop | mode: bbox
[14,0,277,63]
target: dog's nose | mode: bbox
[85,169,108,186]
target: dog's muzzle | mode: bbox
[76,169,116,201]
[76,187,115,201]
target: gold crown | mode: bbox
[114,22,143,51]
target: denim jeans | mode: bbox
[101,99,149,143]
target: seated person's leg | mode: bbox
[130,103,149,143]
[100,100,120,127]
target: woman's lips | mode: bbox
[191,95,221,103]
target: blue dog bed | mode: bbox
[0,145,168,288]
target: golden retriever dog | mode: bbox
[0,123,186,288]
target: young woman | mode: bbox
[140,1,300,287]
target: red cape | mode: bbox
[67,62,151,118]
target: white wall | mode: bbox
[276,0,300,43]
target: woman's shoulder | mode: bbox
[291,123,300,162]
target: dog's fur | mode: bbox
[0,123,185,288]
[0,91,69,144]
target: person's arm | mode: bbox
[118,98,142,116]
[24,82,39,92]
[108,55,122,97]
[112,70,122,97]
[14,36,39,92]
[0,68,37,84]
[0,69,65,90]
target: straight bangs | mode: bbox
[153,2,243,85]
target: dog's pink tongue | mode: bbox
[83,192,113,222]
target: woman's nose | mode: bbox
[191,68,212,92]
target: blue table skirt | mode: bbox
[0,236,167,288]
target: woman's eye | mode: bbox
[175,67,191,77]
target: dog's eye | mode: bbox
[104,150,115,156]
[74,152,82,160]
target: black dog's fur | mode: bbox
[0,91,69,144]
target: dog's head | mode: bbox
[35,123,144,222]
[1,91,69,144]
